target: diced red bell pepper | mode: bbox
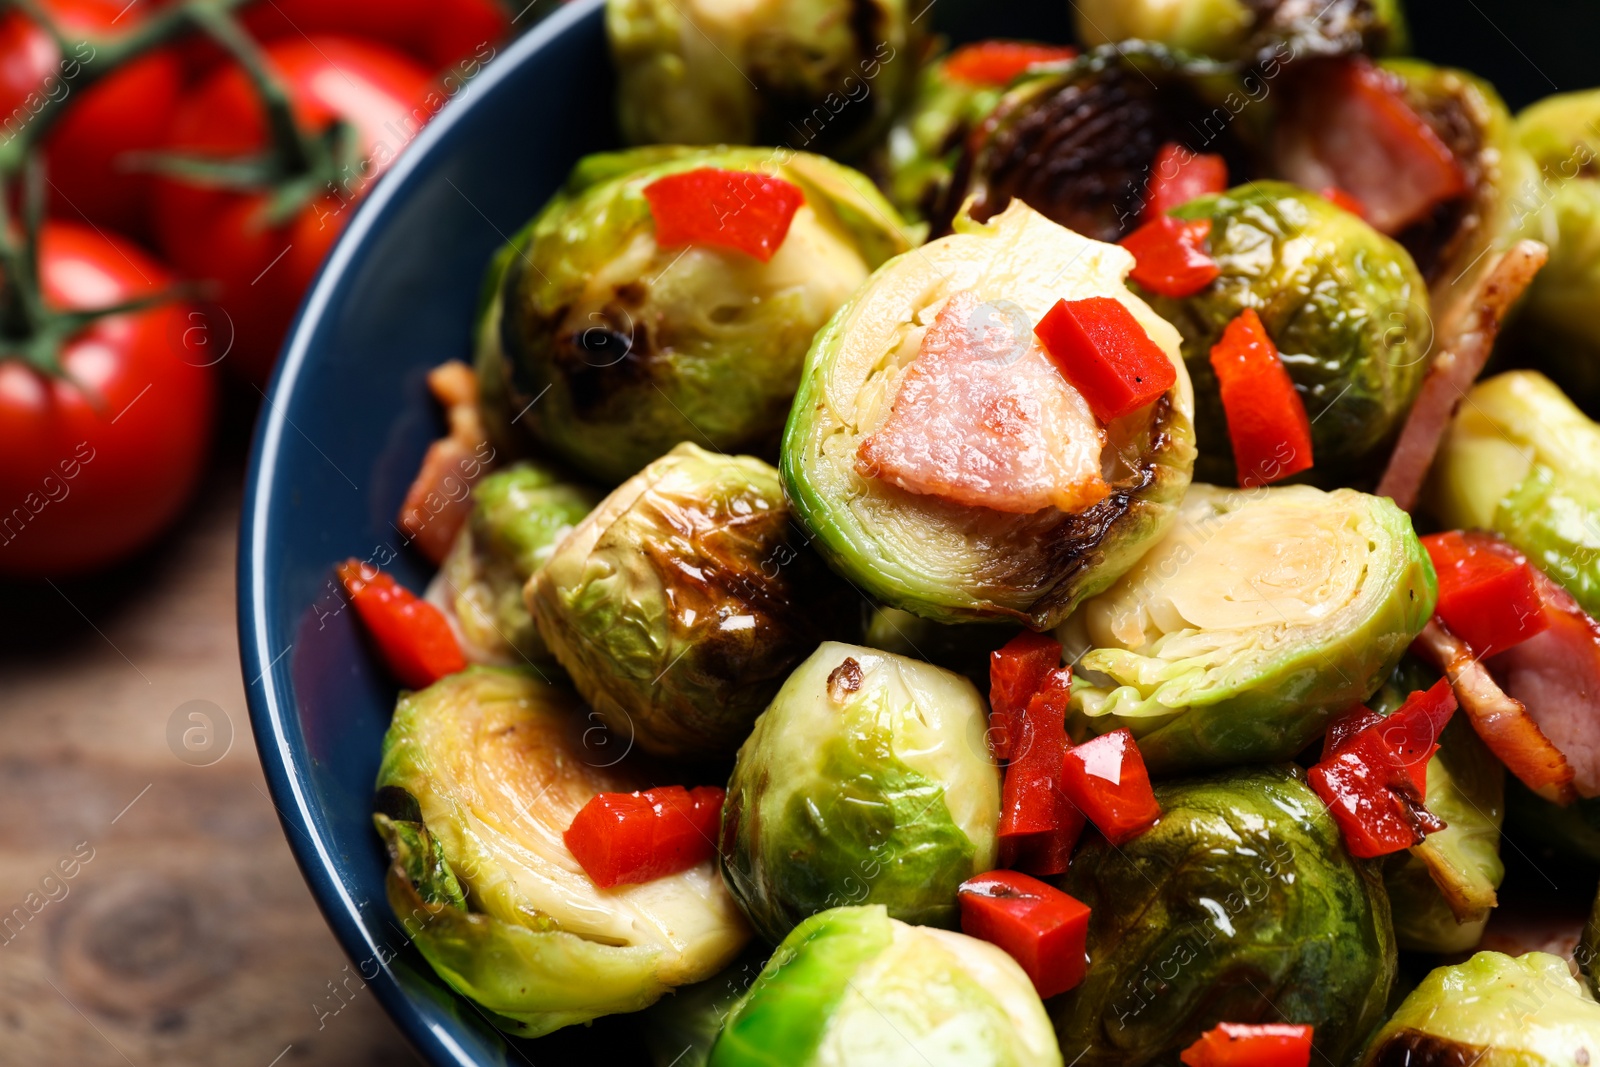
[1145,142,1228,221]
[944,41,1078,85]
[1059,728,1161,845]
[1208,308,1314,488]
[1320,186,1367,219]
[1180,1022,1314,1067]
[1034,296,1177,423]
[1323,680,1457,796]
[989,632,1063,762]
[958,870,1091,998]
[1309,727,1444,859]
[1121,215,1221,298]
[1422,531,1551,658]
[999,667,1084,876]
[643,167,805,263]
[337,559,466,690]
[564,785,724,889]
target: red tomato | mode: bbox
[152,36,435,385]
[0,222,214,577]
[239,0,509,72]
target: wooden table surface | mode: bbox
[0,414,422,1066]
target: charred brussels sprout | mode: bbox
[1073,0,1406,66]
[709,906,1061,1067]
[1060,484,1436,773]
[1361,952,1600,1067]
[720,643,1000,944]
[782,200,1196,627]
[1426,371,1600,616]
[1053,766,1395,1067]
[373,668,750,1036]
[1383,718,1505,953]
[1149,182,1432,484]
[433,461,599,665]
[1510,90,1600,407]
[529,443,855,760]
[478,146,918,484]
[606,0,919,158]
[961,43,1257,242]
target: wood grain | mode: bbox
[0,442,421,1067]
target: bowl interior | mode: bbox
[239,1,1591,1064]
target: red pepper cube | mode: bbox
[1320,186,1367,219]
[337,559,465,689]
[1060,728,1161,846]
[1422,530,1551,658]
[988,631,1063,762]
[998,667,1083,877]
[1121,215,1221,298]
[1180,1022,1314,1067]
[564,785,724,889]
[1370,679,1458,793]
[943,41,1078,85]
[958,870,1091,998]
[1034,296,1177,423]
[1145,142,1228,221]
[643,167,805,263]
[1308,731,1437,859]
[1208,308,1314,488]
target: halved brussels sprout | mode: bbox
[709,905,1062,1067]
[1360,952,1600,1066]
[1426,371,1600,616]
[959,43,1257,243]
[1383,718,1506,953]
[606,0,920,159]
[1070,0,1407,66]
[1052,766,1395,1067]
[1059,483,1436,773]
[373,667,750,1037]
[431,460,599,665]
[528,443,856,760]
[1148,182,1432,485]
[720,642,1000,944]
[476,145,918,484]
[782,199,1196,627]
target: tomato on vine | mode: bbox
[0,221,213,576]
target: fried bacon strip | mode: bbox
[1412,618,1577,806]
[397,361,493,563]
[1377,240,1548,510]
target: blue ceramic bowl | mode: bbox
[238,1,1585,1063]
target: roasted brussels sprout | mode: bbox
[1071,0,1407,66]
[1146,182,1432,485]
[709,905,1062,1067]
[606,0,920,159]
[1361,952,1600,1066]
[1426,371,1600,616]
[477,146,918,484]
[782,199,1196,627]
[432,460,599,665]
[1060,483,1436,773]
[960,43,1257,243]
[1509,90,1600,407]
[528,443,855,760]
[1052,766,1395,1067]
[861,605,1019,689]
[720,642,1000,944]
[373,667,750,1037]
[1383,718,1506,953]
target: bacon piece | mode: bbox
[1376,240,1548,510]
[856,290,1109,515]
[1487,557,1600,799]
[1412,618,1577,806]
[398,361,493,563]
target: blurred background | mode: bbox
[0,0,1586,1063]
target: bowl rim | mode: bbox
[237,2,606,1063]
